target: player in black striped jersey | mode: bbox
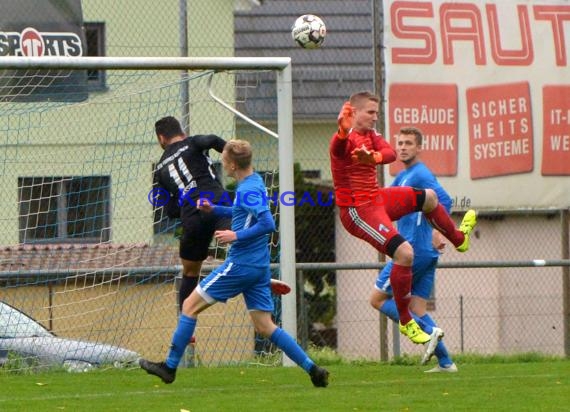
[153,116,230,311]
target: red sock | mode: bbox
[425,204,464,247]
[390,263,413,325]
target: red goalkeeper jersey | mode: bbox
[329,128,396,206]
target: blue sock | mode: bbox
[379,298,399,321]
[165,314,196,369]
[414,314,433,334]
[381,299,434,333]
[270,328,314,372]
[420,314,453,367]
[380,298,430,328]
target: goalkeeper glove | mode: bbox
[337,101,353,139]
[351,145,383,165]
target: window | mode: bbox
[301,170,321,179]
[84,22,106,90]
[18,176,111,243]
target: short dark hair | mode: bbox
[155,116,184,139]
[400,126,423,146]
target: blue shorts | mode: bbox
[375,255,438,299]
[196,260,274,312]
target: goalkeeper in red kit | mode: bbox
[329,91,477,348]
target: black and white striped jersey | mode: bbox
[153,134,227,216]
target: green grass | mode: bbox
[1,356,569,411]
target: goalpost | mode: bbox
[0,56,297,371]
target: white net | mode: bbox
[0,61,288,372]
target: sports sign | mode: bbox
[383,0,570,209]
[0,0,87,102]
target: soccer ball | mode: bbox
[291,14,326,49]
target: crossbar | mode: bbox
[0,56,291,71]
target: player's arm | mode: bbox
[193,134,227,153]
[372,135,397,164]
[330,101,353,158]
[352,132,396,165]
[213,205,233,217]
[350,132,396,166]
[235,210,275,240]
[329,133,350,158]
[198,198,232,217]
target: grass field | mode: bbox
[1,355,569,411]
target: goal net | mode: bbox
[0,57,295,372]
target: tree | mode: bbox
[293,163,336,347]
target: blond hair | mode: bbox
[223,139,252,169]
[349,90,380,107]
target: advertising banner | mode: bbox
[0,0,87,102]
[383,0,570,209]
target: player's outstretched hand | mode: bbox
[197,198,213,213]
[337,101,353,139]
[351,145,383,165]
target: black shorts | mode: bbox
[179,208,231,261]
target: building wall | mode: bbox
[1,0,567,361]
[335,213,567,357]
[0,1,241,246]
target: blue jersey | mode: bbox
[392,162,452,258]
[227,173,272,266]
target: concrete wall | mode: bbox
[335,212,567,358]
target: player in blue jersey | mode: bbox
[140,139,329,387]
[153,117,291,312]
[370,127,457,373]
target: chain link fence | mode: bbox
[0,0,568,370]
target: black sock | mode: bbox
[178,276,199,311]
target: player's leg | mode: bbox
[390,241,432,344]
[340,203,413,326]
[372,258,442,351]
[178,210,217,310]
[419,313,456,372]
[179,259,202,309]
[249,311,329,387]
[341,204,429,344]
[410,297,445,365]
[140,260,237,384]
[244,290,329,388]
[372,292,444,362]
[421,189,477,252]
[370,261,393,312]
[383,186,477,253]
[371,262,404,321]
[139,285,211,384]
[407,257,451,367]
[245,269,328,387]
[380,188,431,341]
